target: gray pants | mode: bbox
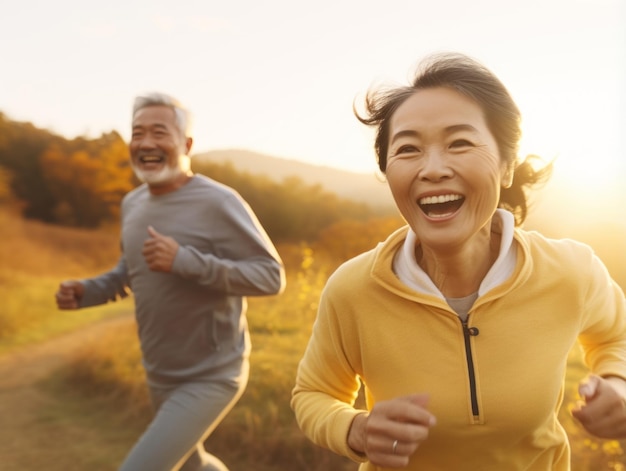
[119,359,249,471]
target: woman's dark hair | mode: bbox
[355,52,552,226]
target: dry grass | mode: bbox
[58,248,625,470]
[50,249,356,470]
[3,203,625,470]
[0,205,121,277]
[0,204,131,352]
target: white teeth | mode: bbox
[419,194,462,205]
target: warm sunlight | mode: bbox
[518,105,621,198]
[515,83,625,236]
[520,135,621,192]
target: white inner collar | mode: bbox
[393,209,517,300]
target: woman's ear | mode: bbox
[501,164,514,189]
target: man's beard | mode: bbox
[132,163,184,185]
[131,155,191,186]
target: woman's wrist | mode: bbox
[347,412,368,455]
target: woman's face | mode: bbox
[386,87,510,253]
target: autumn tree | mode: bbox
[192,160,376,243]
[0,166,14,203]
[0,113,56,220]
[1,112,394,238]
[40,131,135,227]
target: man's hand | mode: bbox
[55,280,84,309]
[142,226,179,272]
[348,394,437,468]
[572,374,626,439]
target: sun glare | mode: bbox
[518,112,624,229]
[519,118,621,197]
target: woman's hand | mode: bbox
[572,375,626,439]
[348,393,436,468]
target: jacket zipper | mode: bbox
[461,318,480,420]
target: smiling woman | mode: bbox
[383,86,509,255]
[290,52,626,471]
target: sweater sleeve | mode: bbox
[170,191,285,297]
[577,249,626,380]
[80,256,131,308]
[291,287,369,463]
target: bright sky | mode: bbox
[2,0,624,194]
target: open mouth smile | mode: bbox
[139,155,165,164]
[134,152,168,171]
[418,193,465,218]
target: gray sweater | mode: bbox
[80,175,285,386]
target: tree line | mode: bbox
[0,112,396,243]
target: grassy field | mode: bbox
[0,206,134,353]
[2,205,625,470]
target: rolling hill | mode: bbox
[193,148,395,211]
[193,148,625,287]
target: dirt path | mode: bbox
[0,314,135,471]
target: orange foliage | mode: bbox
[313,216,405,268]
[40,132,135,227]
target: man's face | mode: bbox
[129,105,191,191]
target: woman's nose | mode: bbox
[418,148,453,181]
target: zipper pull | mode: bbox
[462,321,480,337]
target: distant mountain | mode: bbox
[193,149,395,211]
[191,149,626,286]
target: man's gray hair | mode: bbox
[133,92,193,138]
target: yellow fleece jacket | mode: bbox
[291,226,626,470]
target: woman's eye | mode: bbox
[450,139,473,148]
[395,145,419,155]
